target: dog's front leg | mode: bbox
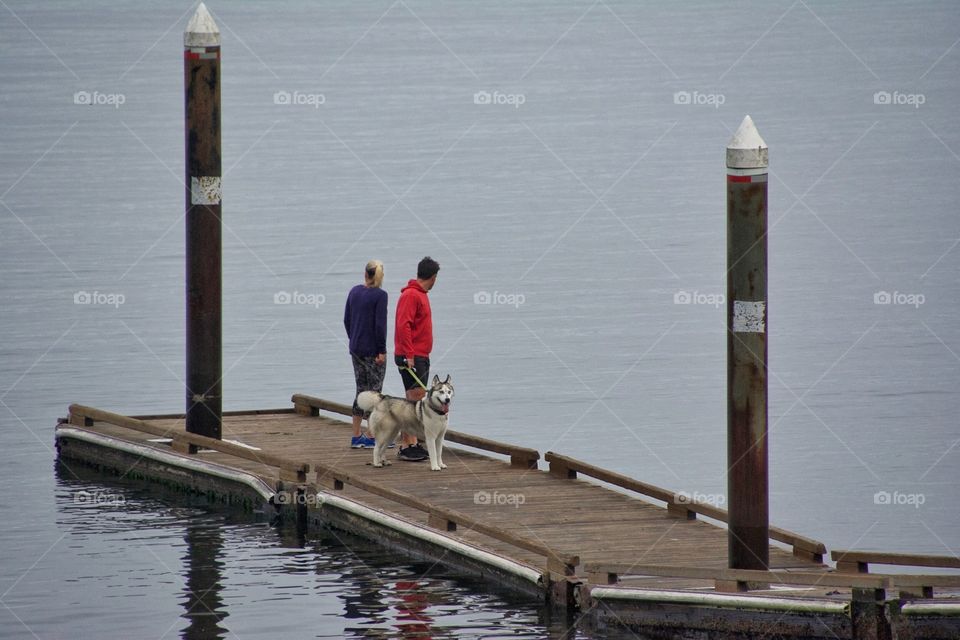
[436,431,446,469]
[424,438,441,471]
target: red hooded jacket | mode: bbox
[394,279,433,359]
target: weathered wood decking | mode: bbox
[61,401,818,576]
[56,396,960,639]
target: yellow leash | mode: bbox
[402,366,428,390]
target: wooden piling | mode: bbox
[184,2,223,442]
[726,115,770,570]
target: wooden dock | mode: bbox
[56,395,960,640]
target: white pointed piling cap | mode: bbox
[726,115,768,169]
[184,3,220,48]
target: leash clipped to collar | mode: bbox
[402,366,428,390]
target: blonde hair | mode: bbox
[364,260,384,288]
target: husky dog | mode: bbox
[356,375,454,471]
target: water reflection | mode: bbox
[340,564,390,625]
[53,464,625,638]
[393,579,434,637]
[180,523,228,640]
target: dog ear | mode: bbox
[444,374,451,384]
[432,374,440,386]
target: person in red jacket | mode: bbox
[393,256,440,461]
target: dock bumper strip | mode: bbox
[317,492,544,587]
[901,601,960,617]
[589,586,850,615]
[56,427,275,501]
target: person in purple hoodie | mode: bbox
[343,260,388,448]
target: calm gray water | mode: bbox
[2,1,958,637]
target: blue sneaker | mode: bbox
[351,436,376,448]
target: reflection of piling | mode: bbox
[182,523,228,640]
[726,115,769,571]
[184,3,222,440]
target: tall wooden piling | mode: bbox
[184,3,223,440]
[726,115,769,570]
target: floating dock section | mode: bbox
[56,395,960,639]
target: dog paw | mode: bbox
[430,466,441,471]
[438,463,447,469]
[373,462,383,468]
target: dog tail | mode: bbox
[356,391,382,412]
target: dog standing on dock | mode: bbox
[357,375,454,471]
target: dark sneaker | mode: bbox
[409,443,428,458]
[397,444,428,461]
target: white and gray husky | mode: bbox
[357,375,455,471]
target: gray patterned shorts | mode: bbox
[351,353,386,417]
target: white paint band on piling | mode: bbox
[726,166,769,183]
